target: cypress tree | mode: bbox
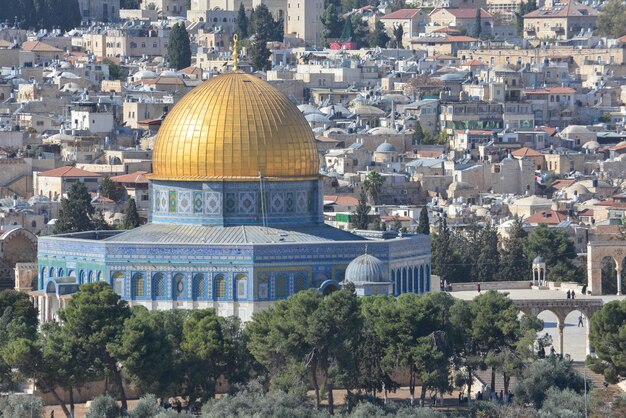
[352,190,370,230]
[393,24,403,48]
[369,20,390,48]
[473,9,482,39]
[235,2,249,38]
[321,4,342,46]
[123,198,140,230]
[416,206,429,235]
[54,182,95,234]
[167,23,191,70]
[249,37,271,71]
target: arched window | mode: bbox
[68,270,76,278]
[294,273,307,293]
[97,271,102,281]
[275,274,288,298]
[132,273,145,299]
[49,267,55,277]
[58,268,64,277]
[173,273,185,299]
[258,273,269,299]
[112,272,124,296]
[79,271,85,284]
[153,273,166,299]
[214,274,226,299]
[192,274,207,300]
[236,274,247,299]
[88,271,94,283]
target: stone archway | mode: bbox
[588,241,626,295]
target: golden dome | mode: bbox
[151,72,319,181]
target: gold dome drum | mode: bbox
[151,72,319,181]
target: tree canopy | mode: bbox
[0,0,81,31]
[597,0,626,39]
[53,181,97,234]
[167,23,191,70]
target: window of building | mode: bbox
[236,274,247,299]
[153,273,166,298]
[192,274,207,300]
[276,274,288,298]
[174,273,185,299]
[215,274,226,298]
[132,273,145,298]
[258,273,269,299]
[294,273,307,293]
[112,272,124,296]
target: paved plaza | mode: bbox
[451,288,626,361]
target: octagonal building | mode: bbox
[34,72,431,322]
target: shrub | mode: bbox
[0,394,44,418]
[86,394,120,418]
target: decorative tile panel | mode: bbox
[168,191,177,213]
[270,192,284,214]
[178,191,191,214]
[239,192,256,214]
[193,191,203,213]
[159,190,168,213]
[285,192,295,213]
[205,192,221,215]
[296,191,307,213]
[224,193,237,214]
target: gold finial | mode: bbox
[232,34,239,71]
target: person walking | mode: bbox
[477,283,481,293]
[571,290,576,299]
[566,290,571,299]
[578,314,584,327]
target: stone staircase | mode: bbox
[571,362,609,391]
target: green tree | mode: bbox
[309,289,361,414]
[321,4,343,46]
[86,394,120,418]
[449,299,481,404]
[181,309,226,402]
[2,321,94,418]
[597,0,626,39]
[251,3,282,42]
[0,291,36,386]
[102,59,128,81]
[369,20,390,48]
[108,307,181,398]
[249,37,271,71]
[523,224,579,282]
[0,394,44,418]
[351,14,370,48]
[476,223,499,282]
[58,282,131,410]
[363,170,383,204]
[588,299,626,382]
[167,23,191,70]
[498,217,530,281]
[514,0,538,36]
[129,394,161,418]
[471,291,521,392]
[539,387,585,417]
[235,2,249,38]
[120,0,140,8]
[392,24,404,48]
[412,121,426,144]
[512,356,585,408]
[357,296,398,400]
[53,181,95,234]
[352,190,370,230]
[416,207,429,235]
[473,8,482,38]
[432,217,464,283]
[123,198,141,229]
[599,112,612,123]
[100,175,124,201]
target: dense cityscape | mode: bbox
[0,0,625,417]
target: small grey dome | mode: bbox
[533,256,545,264]
[375,141,397,153]
[345,253,386,283]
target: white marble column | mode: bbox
[616,267,622,296]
